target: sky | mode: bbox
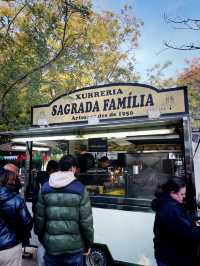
[93,0,200,81]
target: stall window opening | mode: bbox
[18,123,185,203]
[74,133,185,201]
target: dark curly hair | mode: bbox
[59,155,78,171]
[162,177,186,193]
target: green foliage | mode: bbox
[0,0,142,130]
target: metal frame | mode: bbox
[1,115,196,211]
[31,83,189,126]
[182,116,197,213]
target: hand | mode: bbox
[83,248,91,256]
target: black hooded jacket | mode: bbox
[0,186,33,250]
[153,193,200,266]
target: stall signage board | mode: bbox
[32,83,188,126]
[88,138,108,152]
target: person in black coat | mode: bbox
[32,160,58,266]
[32,160,58,213]
[77,144,95,173]
[152,177,200,266]
[0,168,33,266]
[76,144,95,185]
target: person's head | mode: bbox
[46,160,58,174]
[162,177,186,204]
[79,144,88,154]
[59,155,78,173]
[99,156,110,169]
[4,163,17,174]
[3,164,18,185]
[0,168,16,187]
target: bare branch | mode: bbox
[164,14,200,30]
[164,41,200,50]
[163,13,200,51]
[166,17,200,25]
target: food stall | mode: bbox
[0,83,195,266]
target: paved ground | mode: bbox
[22,247,37,266]
[22,248,125,266]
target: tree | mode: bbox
[145,61,176,88]
[177,58,200,111]
[177,58,200,128]
[0,0,91,129]
[0,1,142,130]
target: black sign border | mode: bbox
[31,82,189,127]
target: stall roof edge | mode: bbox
[0,116,185,138]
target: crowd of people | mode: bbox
[1,148,200,266]
[0,154,94,266]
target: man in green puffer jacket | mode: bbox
[34,155,94,266]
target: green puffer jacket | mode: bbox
[34,171,94,256]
